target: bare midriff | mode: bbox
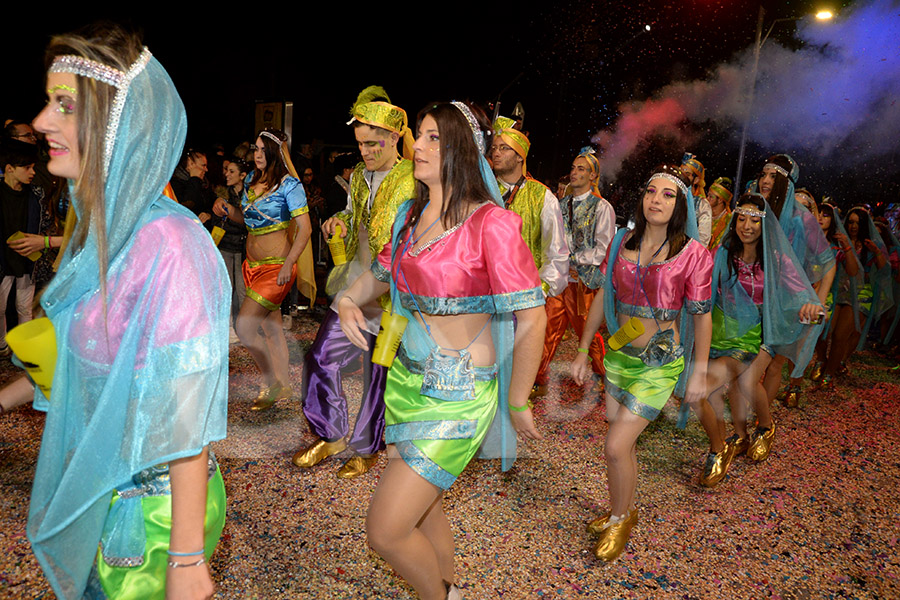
[247,229,290,262]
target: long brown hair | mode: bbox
[624,165,690,259]
[44,23,144,297]
[249,128,289,189]
[725,193,766,279]
[398,101,495,242]
[761,154,794,219]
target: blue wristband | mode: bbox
[167,549,205,557]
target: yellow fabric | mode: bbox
[327,159,416,308]
[351,101,414,160]
[498,178,546,272]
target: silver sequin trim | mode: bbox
[50,47,153,175]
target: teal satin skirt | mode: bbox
[384,359,498,490]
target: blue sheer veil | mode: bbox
[849,209,895,350]
[823,204,862,335]
[878,223,900,342]
[29,52,229,599]
[712,197,824,378]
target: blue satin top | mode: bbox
[242,174,308,235]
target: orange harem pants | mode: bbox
[535,279,606,386]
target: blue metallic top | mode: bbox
[242,174,308,235]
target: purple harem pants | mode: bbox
[301,309,387,455]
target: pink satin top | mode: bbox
[603,236,713,320]
[735,258,764,305]
[374,203,544,314]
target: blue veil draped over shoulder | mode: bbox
[28,51,229,599]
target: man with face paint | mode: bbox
[681,153,712,247]
[490,120,568,385]
[293,86,416,478]
[533,147,614,397]
[706,177,733,250]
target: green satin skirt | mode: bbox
[95,467,226,599]
[710,306,762,364]
[859,283,874,316]
[384,360,498,490]
[603,348,684,421]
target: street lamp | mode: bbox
[732,7,834,202]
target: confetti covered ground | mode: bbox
[1,309,898,599]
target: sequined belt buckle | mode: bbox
[638,328,684,367]
[420,346,476,402]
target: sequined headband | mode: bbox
[260,131,283,146]
[764,162,789,179]
[450,101,485,155]
[647,172,689,198]
[49,47,152,175]
[734,206,766,218]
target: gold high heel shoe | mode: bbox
[699,441,737,488]
[809,362,824,382]
[783,385,800,408]
[725,434,749,457]
[292,438,347,468]
[593,508,638,562]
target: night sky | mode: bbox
[3,1,897,215]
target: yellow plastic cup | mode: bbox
[6,317,57,398]
[328,223,347,266]
[210,225,226,246]
[608,316,645,351]
[6,231,43,261]
[372,310,408,367]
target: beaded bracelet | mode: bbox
[167,557,206,569]
[576,347,590,354]
[168,549,205,557]
[508,399,534,412]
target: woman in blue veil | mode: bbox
[695,193,823,487]
[10,24,230,599]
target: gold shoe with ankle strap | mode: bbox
[587,507,638,537]
[593,508,638,562]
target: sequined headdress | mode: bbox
[347,85,414,160]
[493,116,531,174]
[49,47,152,175]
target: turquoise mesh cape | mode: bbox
[27,54,229,599]
[711,199,824,379]
[849,210,894,350]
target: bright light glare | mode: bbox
[645,24,651,31]
[815,10,834,20]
